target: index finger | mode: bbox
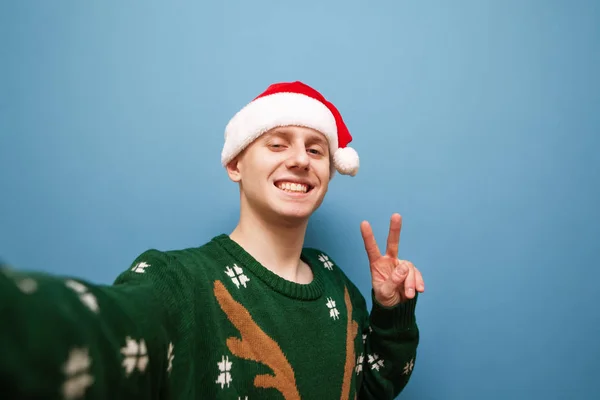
[386,213,402,259]
[360,220,381,264]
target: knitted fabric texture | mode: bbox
[0,235,419,399]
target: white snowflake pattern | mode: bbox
[65,280,99,313]
[2,268,38,294]
[362,325,372,344]
[403,358,414,375]
[224,264,250,289]
[131,261,150,274]
[368,353,385,371]
[120,336,149,376]
[216,355,233,389]
[326,297,340,320]
[17,278,38,294]
[355,353,364,375]
[318,254,334,270]
[61,347,94,399]
[167,342,174,374]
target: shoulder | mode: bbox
[302,246,350,278]
[302,246,367,303]
[302,246,342,273]
[140,235,227,266]
[114,236,225,285]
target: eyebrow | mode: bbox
[268,128,328,146]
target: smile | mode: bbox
[274,181,313,194]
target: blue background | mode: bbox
[1,1,599,399]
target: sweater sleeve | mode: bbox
[356,287,420,399]
[0,249,188,399]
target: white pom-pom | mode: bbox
[333,147,359,176]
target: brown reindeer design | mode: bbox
[213,280,359,400]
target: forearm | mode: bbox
[0,265,172,399]
[358,292,420,399]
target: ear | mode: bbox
[328,153,336,181]
[226,157,242,182]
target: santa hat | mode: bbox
[221,81,359,176]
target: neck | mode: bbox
[229,205,312,284]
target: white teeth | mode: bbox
[277,182,309,193]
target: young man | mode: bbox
[0,81,425,399]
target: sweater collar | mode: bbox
[211,234,324,300]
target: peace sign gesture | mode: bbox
[360,213,425,307]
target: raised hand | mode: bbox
[360,213,425,307]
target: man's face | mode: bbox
[227,125,332,224]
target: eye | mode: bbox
[308,147,325,156]
[268,143,286,150]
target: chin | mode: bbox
[272,205,317,221]
[244,185,327,224]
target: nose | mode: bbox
[285,146,310,170]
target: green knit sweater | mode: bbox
[0,234,419,399]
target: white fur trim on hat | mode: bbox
[221,92,338,166]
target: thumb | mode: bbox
[391,262,409,285]
[376,263,408,304]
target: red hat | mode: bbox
[221,81,359,176]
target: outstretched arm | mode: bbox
[0,250,188,399]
